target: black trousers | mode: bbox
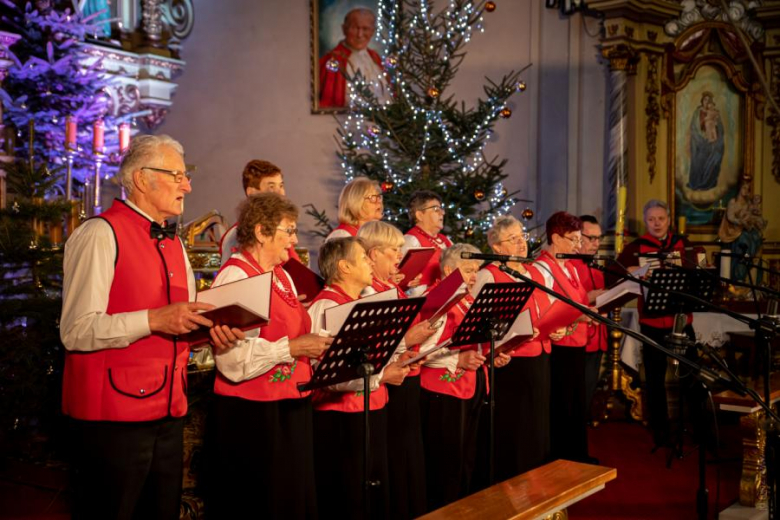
[70,417,183,520]
[494,354,551,480]
[206,395,318,519]
[639,323,697,445]
[386,376,427,519]
[314,408,389,520]
[584,350,604,419]
[420,369,486,511]
[550,345,589,462]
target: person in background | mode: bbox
[60,135,238,520]
[326,177,385,241]
[308,237,413,520]
[208,193,332,518]
[571,215,607,421]
[403,190,453,297]
[219,159,300,265]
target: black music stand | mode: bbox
[641,267,720,519]
[299,297,424,519]
[450,282,535,485]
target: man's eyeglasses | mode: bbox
[582,233,603,242]
[421,205,445,214]
[499,233,530,245]
[141,166,192,183]
[364,193,384,203]
[276,227,299,237]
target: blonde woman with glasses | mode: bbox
[325,177,385,241]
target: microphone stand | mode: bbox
[589,258,780,517]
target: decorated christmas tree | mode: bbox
[315,0,533,248]
[0,1,124,187]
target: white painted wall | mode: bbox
[159,0,607,252]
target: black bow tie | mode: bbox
[150,221,177,241]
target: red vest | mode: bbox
[483,264,552,357]
[309,286,389,412]
[570,260,608,353]
[535,251,589,347]
[213,256,312,401]
[335,223,359,236]
[404,226,453,287]
[420,292,486,399]
[62,200,190,422]
[633,234,693,329]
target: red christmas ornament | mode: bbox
[485,1,497,12]
[381,181,394,193]
[521,207,534,221]
[499,107,512,119]
[427,86,441,99]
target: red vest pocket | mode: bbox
[108,365,169,399]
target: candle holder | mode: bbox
[64,149,77,201]
[93,152,104,215]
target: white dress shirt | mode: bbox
[60,200,196,352]
[419,315,460,374]
[212,253,297,383]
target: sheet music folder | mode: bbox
[299,297,425,392]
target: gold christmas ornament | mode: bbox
[485,1,497,12]
[521,207,534,221]
[500,187,508,197]
[385,55,399,68]
[326,58,340,72]
[465,227,475,238]
[427,86,441,99]
[499,107,512,119]
[474,189,485,201]
[368,125,381,137]
[516,80,527,92]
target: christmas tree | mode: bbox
[0,1,123,187]
[318,0,533,248]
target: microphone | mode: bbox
[555,253,614,261]
[460,252,535,263]
[634,247,695,258]
[665,313,692,366]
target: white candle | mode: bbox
[720,250,731,279]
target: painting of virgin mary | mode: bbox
[687,92,725,191]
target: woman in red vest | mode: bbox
[308,237,412,519]
[534,211,595,464]
[358,220,438,518]
[470,215,563,481]
[208,193,333,519]
[325,176,384,241]
[420,243,511,509]
[403,190,453,297]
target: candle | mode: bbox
[65,115,77,150]
[720,250,732,279]
[92,119,104,154]
[118,123,130,153]
[677,216,686,235]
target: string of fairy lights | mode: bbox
[332,0,533,233]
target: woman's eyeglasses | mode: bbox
[364,193,384,203]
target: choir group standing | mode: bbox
[62,136,629,520]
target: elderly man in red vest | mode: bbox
[319,7,388,108]
[60,134,241,519]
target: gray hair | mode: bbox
[643,199,669,216]
[487,215,522,247]
[117,134,184,195]
[440,243,480,272]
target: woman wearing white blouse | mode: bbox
[207,193,332,519]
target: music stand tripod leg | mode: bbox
[359,361,375,519]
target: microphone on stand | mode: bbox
[713,251,754,259]
[665,313,691,366]
[460,252,536,263]
[634,248,693,258]
[555,253,614,261]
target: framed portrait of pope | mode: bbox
[311,0,386,113]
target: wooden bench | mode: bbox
[419,459,617,520]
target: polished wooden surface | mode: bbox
[713,372,780,411]
[420,459,617,520]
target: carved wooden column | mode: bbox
[0,30,21,210]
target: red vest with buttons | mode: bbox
[309,285,389,412]
[62,200,190,422]
[535,251,589,347]
[420,291,487,399]
[213,256,312,401]
[570,260,608,353]
[482,263,552,356]
[404,226,453,287]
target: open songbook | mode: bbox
[324,289,397,332]
[419,269,467,324]
[283,257,325,303]
[397,247,436,289]
[187,272,272,343]
[594,263,649,313]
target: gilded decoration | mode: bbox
[646,54,661,184]
[665,0,764,40]
[662,22,762,231]
[770,57,780,183]
[601,45,639,74]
